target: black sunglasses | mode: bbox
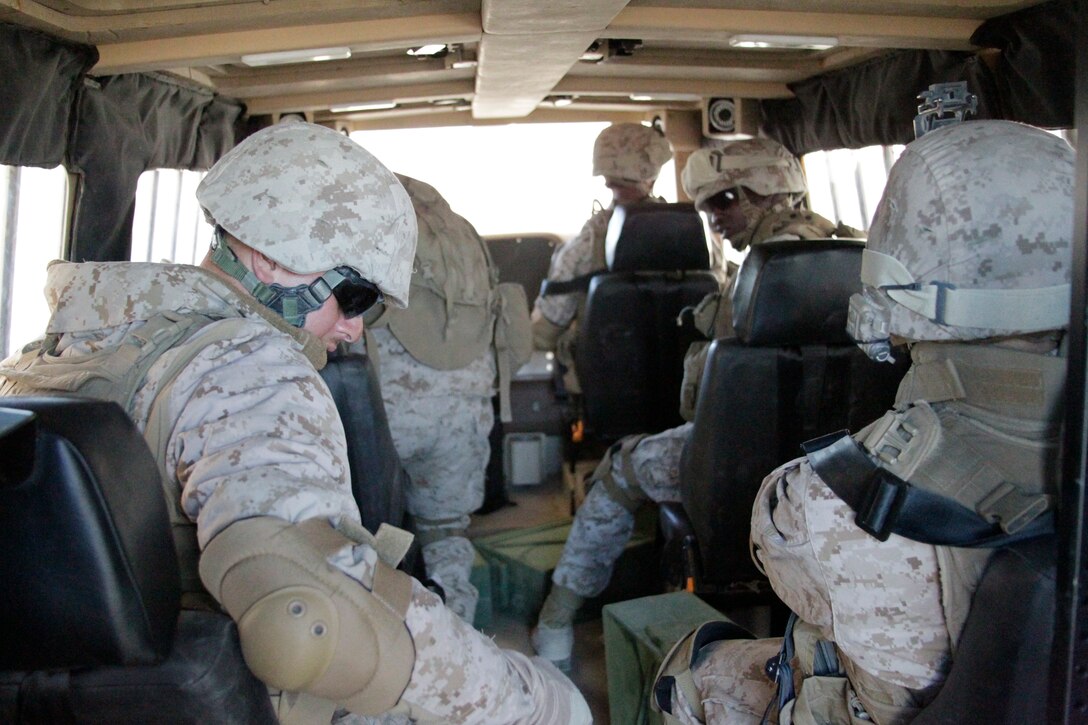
[698,187,742,212]
[319,266,384,318]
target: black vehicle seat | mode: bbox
[912,535,1055,724]
[0,396,275,724]
[485,233,560,306]
[320,348,410,534]
[319,347,430,578]
[659,240,908,608]
[575,202,720,441]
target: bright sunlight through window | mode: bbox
[1,165,67,357]
[352,123,677,240]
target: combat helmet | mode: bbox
[847,120,1073,361]
[592,123,672,183]
[680,137,806,208]
[197,122,418,311]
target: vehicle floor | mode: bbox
[470,475,611,725]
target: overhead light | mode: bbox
[407,44,448,58]
[432,98,469,106]
[729,34,837,50]
[240,47,351,67]
[330,101,397,113]
[580,40,605,63]
[550,96,574,107]
[445,44,477,70]
[629,93,700,102]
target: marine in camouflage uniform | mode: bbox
[363,174,500,626]
[0,123,589,725]
[655,121,1072,724]
[534,138,861,667]
[531,122,673,392]
[371,329,494,625]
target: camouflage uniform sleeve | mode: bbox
[750,455,950,693]
[142,320,358,549]
[531,211,609,329]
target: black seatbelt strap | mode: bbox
[802,430,1053,547]
[762,613,798,725]
[538,269,606,297]
[761,612,844,724]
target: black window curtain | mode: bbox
[0,23,97,168]
[68,73,246,262]
[760,0,1074,155]
[0,22,247,262]
[760,50,999,155]
[969,0,1075,129]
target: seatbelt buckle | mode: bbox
[855,469,908,542]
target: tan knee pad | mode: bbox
[199,517,415,715]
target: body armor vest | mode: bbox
[791,342,1064,724]
[0,312,252,603]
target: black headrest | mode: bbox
[0,396,179,670]
[605,202,710,272]
[732,239,865,346]
[485,235,558,304]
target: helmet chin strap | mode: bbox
[210,229,330,327]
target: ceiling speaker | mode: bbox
[705,98,737,134]
[702,97,761,139]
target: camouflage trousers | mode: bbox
[667,638,783,725]
[384,392,493,624]
[332,555,589,724]
[666,635,878,725]
[552,422,692,597]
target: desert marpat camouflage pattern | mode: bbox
[681,138,806,207]
[21,261,354,547]
[8,260,587,724]
[532,207,613,329]
[677,638,786,725]
[701,209,846,339]
[552,422,691,596]
[365,172,500,625]
[337,569,586,724]
[732,207,859,250]
[197,123,418,308]
[668,122,1073,725]
[592,122,673,182]
[369,326,495,623]
[685,343,1059,725]
[862,121,1073,343]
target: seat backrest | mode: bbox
[0,396,275,723]
[577,271,720,440]
[605,202,709,272]
[0,397,179,670]
[319,349,409,533]
[679,240,909,588]
[910,536,1055,725]
[575,202,717,440]
[485,233,560,304]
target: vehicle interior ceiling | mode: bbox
[0,0,1070,159]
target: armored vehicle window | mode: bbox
[0,165,68,358]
